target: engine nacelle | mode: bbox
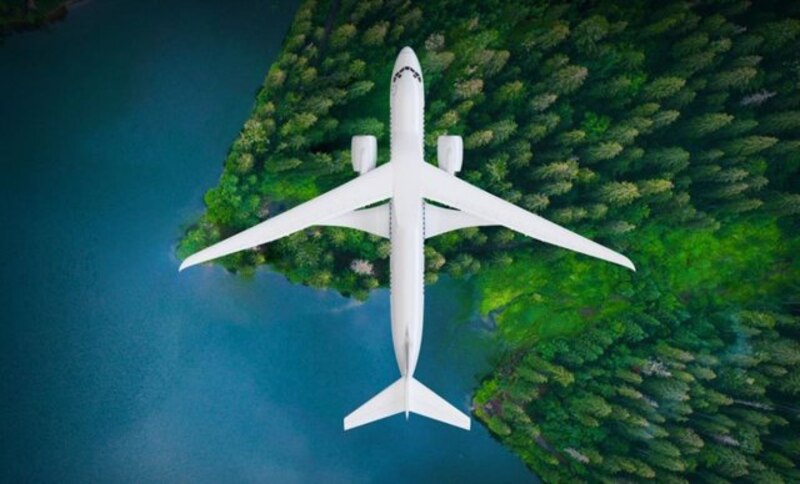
[351,135,377,175]
[437,135,463,175]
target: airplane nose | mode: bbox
[393,46,421,76]
[399,47,418,64]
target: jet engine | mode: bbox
[437,135,463,175]
[351,135,377,175]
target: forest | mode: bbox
[179,0,800,481]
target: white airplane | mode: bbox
[180,47,635,431]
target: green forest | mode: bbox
[179,0,800,481]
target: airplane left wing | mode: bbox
[420,162,635,271]
[180,162,394,271]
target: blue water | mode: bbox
[0,1,533,481]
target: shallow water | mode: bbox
[0,1,534,481]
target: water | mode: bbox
[0,1,534,481]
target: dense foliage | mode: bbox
[179,0,800,481]
[474,220,799,482]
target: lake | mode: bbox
[0,0,534,481]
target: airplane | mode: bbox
[180,46,635,431]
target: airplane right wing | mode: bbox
[420,162,635,271]
[180,162,394,271]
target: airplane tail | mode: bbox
[343,377,471,431]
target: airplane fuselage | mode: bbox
[388,48,426,380]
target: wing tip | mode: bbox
[178,257,197,272]
[343,416,365,431]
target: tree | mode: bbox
[424,33,445,52]
[495,80,525,104]
[646,147,690,172]
[265,66,286,89]
[530,93,558,112]
[342,118,384,137]
[423,50,456,74]
[330,24,356,49]
[236,119,269,154]
[489,119,517,144]
[362,21,388,46]
[685,113,734,137]
[766,193,800,216]
[643,76,686,100]
[760,111,800,133]
[279,112,318,137]
[347,80,374,99]
[550,65,588,94]
[724,136,778,156]
[710,66,758,91]
[234,153,255,174]
[573,15,609,54]
[465,129,494,149]
[585,142,624,162]
[454,78,484,99]
[598,181,640,206]
[534,160,579,180]
[638,179,673,196]
[523,21,570,51]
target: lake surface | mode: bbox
[0,1,534,481]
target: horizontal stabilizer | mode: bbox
[408,378,471,430]
[343,377,471,431]
[344,378,405,430]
